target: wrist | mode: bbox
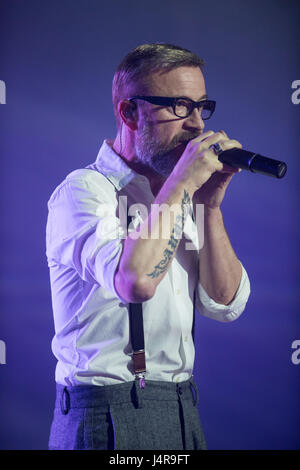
[174,175,197,200]
[203,206,223,229]
[192,195,222,217]
[204,205,222,217]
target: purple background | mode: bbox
[0,0,299,450]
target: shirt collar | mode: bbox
[94,139,137,191]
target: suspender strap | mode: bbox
[127,213,146,378]
[129,303,146,376]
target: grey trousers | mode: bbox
[48,377,207,450]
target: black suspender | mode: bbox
[129,302,146,382]
[127,214,146,386]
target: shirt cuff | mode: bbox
[197,262,251,322]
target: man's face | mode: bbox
[134,66,207,177]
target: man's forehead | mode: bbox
[143,66,206,99]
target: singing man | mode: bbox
[46,43,250,450]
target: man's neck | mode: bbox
[111,138,166,197]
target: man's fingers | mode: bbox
[220,139,242,151]
[219,130,228,139]
[221,164,240,174]
[194,130,215,143]
[186,131,243,174]
[191,131,242,152]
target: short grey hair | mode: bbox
[112,43,206,129]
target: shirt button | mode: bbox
[176,289,181,295]
[184,336,188,342]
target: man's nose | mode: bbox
[182,108,205,132]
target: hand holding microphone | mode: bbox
[176,129,287,211]
[210,142,287,179]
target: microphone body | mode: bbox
[217,148,287,178]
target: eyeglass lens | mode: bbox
[175,99,213,119]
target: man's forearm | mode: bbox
[115,178,193,303]
[198,206,242,305]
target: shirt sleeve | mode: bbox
[46,172,127,303]
[195,262,250,322]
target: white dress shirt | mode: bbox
[46,140,251,386]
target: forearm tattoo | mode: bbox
[146,190,191,279]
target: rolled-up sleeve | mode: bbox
[196,262,250,322]
[46,172,126,302]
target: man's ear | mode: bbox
[118,100,138,130]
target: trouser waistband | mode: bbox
[55,378,199,414]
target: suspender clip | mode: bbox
[133,350,146,389]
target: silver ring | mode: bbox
[211,143,223,155]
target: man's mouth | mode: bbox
[178,135,200,147]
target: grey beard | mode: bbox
[135,124,199,178]
[149,150,181,177]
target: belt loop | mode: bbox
[189,378,199,407]
[60,386,70,415]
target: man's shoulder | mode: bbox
[48,167,116,205]
[66,166,113,186]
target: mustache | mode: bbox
[172,131,202,146]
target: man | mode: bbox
[46,43,250,450]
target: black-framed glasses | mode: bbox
[129,95,216,120]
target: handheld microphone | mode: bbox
[216,147,287,178]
